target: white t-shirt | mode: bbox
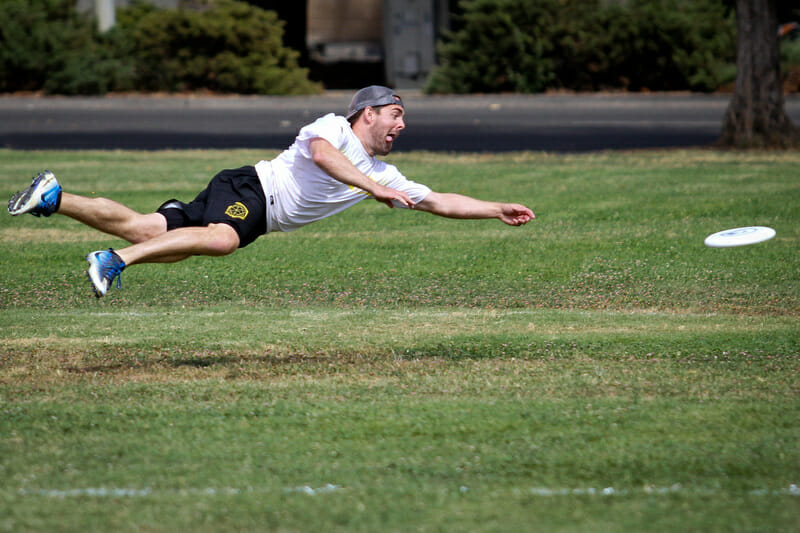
[254,113,431,233]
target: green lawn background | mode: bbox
[1,149,798,532]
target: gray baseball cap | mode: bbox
[346,85,403,119]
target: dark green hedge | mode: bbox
[0,0,128,94]
[1,0,739,95]
[0,0,321,95]
[426,0,737,94]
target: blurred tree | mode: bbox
[719,0,799,147]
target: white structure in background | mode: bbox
[95,0,115,32]
[308,0,449,88]
[383,0,442,89]
[76,0,178,31]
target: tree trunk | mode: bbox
[718,0,799,148]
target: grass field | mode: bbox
[1,148,798,532]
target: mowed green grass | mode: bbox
[1,148,798,532]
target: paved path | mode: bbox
[1,92,798,152]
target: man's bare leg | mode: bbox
[114,223,240,266]
[57,195,240,263]
[58,192,168,244]
[85,222,240,297]
[8,172,167,243]
[10,172,243,297]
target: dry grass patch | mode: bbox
[0,226,101,244]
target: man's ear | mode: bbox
[363,106,375,124]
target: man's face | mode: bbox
[367,104,405,156]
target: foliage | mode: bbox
[0,0,320,95]
[781,33,800,93]
[427,0,737,94]
[555,0,737,92]
[0,0,133,94]
[425,0,559,93]
[117,0,321,94]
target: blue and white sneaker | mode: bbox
[8,170,62,217]
[86,249,126,298]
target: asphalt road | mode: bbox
[1,92,798,152]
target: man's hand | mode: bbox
[310,137,413,209]
[416,192,535,226]
[371,183,415,209]
[498,204,535,226]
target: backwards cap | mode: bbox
[346,86,403,119]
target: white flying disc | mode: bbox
[704,226,776,248]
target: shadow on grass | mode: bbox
[4,329,798,382]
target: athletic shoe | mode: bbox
[7,170,62,217]
[86,249,126,298]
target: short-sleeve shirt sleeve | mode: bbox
[294,113,347,158]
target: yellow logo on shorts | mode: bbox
[224,202,249,220]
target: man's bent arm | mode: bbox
[309,138,414,208]
[415,191,535,226]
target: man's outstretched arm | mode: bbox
[415,191,535,226]
[309,138,414,208]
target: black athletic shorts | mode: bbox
[156,166,267,248]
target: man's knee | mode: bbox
[129,213,169,243]
[206,223,240,256]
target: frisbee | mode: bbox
[704,226,776,248]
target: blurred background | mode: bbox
[2,0,798,95]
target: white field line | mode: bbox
[524,484,800,497]
[17,484,342,498]
[15,484,800,499]
[55,308,739,320]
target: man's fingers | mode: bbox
[500,205,535,226]
[374,186,414,209]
